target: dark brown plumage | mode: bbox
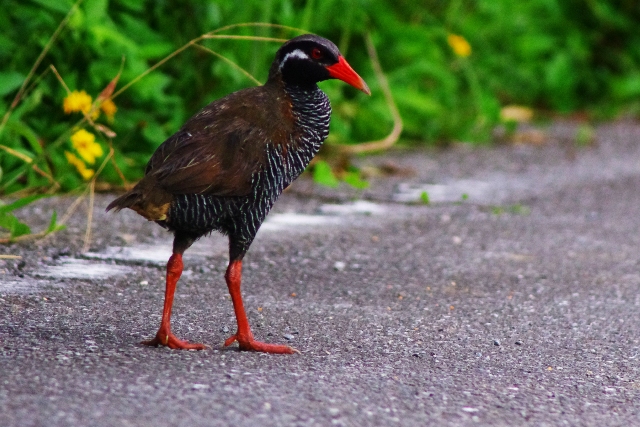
[107,34,369,353]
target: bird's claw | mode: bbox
[223,333,298,354]
[142,331,208,350]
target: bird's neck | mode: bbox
[254,81,331,204]
[243,79,331,231]
[284,82,331,146]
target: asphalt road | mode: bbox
[1,122,640,426]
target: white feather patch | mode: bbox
[279,49,309,70]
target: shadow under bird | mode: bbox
[107,34,370,353]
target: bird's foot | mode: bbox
[224,334,298,354]
[142,330,208,350]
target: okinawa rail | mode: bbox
[107,34,370,353]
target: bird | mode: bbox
[106,34,370,354]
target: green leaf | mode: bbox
[420,191,430,205]
[28,0,74,14]
[46,210,66,234]
[6,119,43,154]
[90,25,137,53]
[0,212,31,238]
[10,218,31,238]
[0,72,25,97]
[142,121,168,144]
[8,89,43,121]
[312,161,339,188]
[0,212,14,230]
[114,0,145,12]
[0,194,47,214]
[138,42,175,59]
[575,124,595,147]
[343,171,369,189]
[84,0,109,25]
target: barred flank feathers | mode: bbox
[168,83,331,259]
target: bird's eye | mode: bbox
[311,48,323,59]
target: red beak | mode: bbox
[326,56,371,95]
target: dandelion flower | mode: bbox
[65,151,95,180]
[63,90,93,114]
[447,34,472,57]
[100,98,117,121]
[70,129,103,164]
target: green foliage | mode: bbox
[575,123,596,147]
[420,191,430,205]
[342,169,369,189]
[491,204,531,216]
[312,160,339,188]
[2,0,640,200]
[0,194,64,241]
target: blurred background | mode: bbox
[2,0,640,194]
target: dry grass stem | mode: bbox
[0,144,58,185]
[82,180,95,252]
[1,21,313,245]
[50,65,71,94]
[0,0,83,133]
[57,187,90,229]
[334,33,403,154]
[200,35,287,43]
[80,147,113,251]
[107,140,129,189]
[0,229,54,244]
[193,44,262,86]
[113,23,306,100]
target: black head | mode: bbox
[269,34,370,94]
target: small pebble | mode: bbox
[283,334,295,341]
[515,340,523,346]
[220,326,229,333]
[192,384,209,390]
[333,261,346,271]
[493,340,500,346]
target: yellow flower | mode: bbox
[100,98,117,121]
[65,151,95,180]
[70,129,103,164]
[447,34,472,57]
[63,90,93,114]
[500,105,534,123]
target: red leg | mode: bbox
[142,253,207,350]
[223,260,297,354]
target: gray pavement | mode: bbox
[1,121,640,426]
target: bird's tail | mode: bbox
[105,190,142,213]
[106,178,171,222]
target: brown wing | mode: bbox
[145,85,294,197]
